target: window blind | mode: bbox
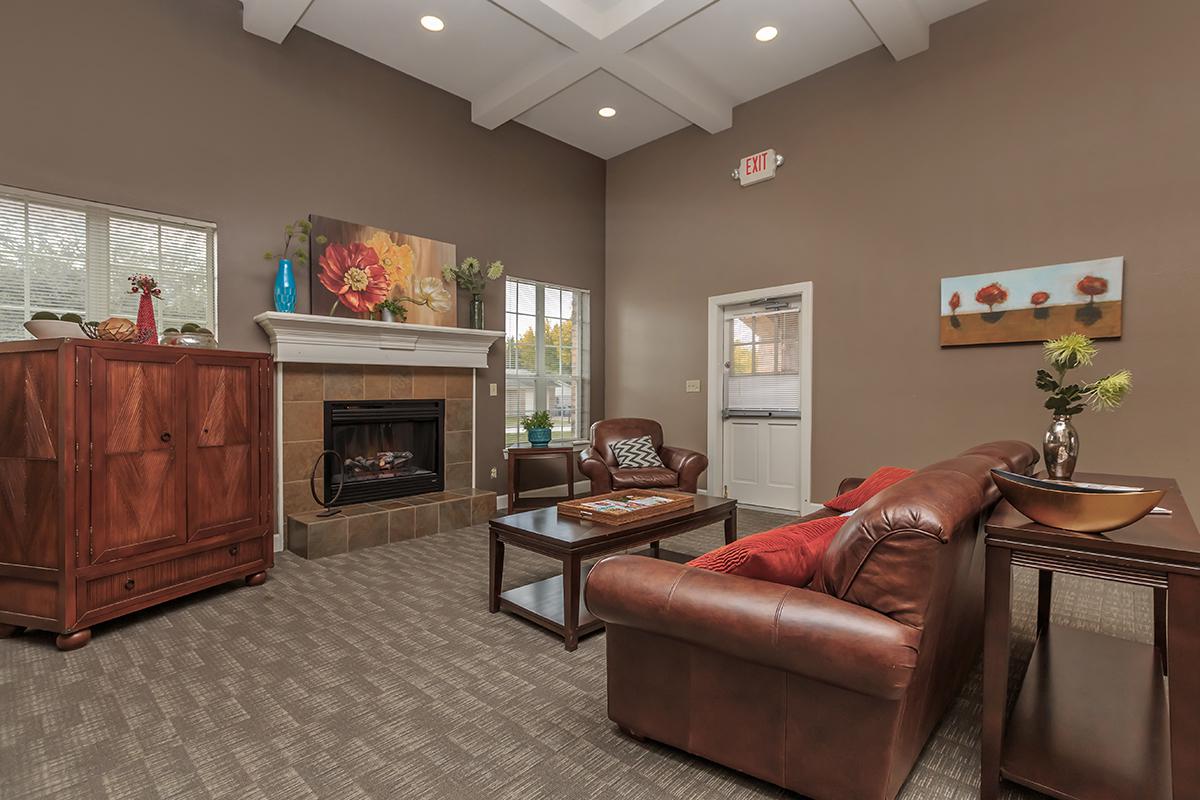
[504,278,590,444]
[725,306,801,413]
[0,185,216,341]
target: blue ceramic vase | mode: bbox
[274,258,296,313]
[526,427,553,448]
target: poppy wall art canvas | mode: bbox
[940,256,1123,347]
[308,215,456,326]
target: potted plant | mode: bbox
[376,298,406,323]
[442,257,504,329]
[1035,333,1132,479]
[521,410,553,448]
[264,219,326,313]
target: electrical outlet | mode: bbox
[685,379,701,393]
[489,383,498,397]
[490,467,498,479]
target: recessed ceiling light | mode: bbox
[755,25,778,42]
[598,107,617,118]
[420,15,445,32]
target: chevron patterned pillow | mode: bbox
[609,435,666,469]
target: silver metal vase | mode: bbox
[1043,415,1079,480]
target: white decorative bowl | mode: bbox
[24,320,89,340]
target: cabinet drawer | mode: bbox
[82,538,265,615]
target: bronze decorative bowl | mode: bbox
[991,469,1164,533]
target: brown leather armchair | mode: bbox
[586,441,1039,800]
[578,418,708,493]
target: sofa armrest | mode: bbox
[659,446,708,492]
[578,447,613,493]
[586,555,920,699]
[836,476,866,496]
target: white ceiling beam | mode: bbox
[480,0,730,133]
[848,0,930,60]
[241,0,315,44]
[471,57,596,130]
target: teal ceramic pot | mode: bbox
[526,427,553,447]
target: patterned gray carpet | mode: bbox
[0,509,1152,799]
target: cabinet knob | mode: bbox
[229,544,239,557]
[124,579,135,591]
[160,432,172,443]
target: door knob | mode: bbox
[160,432,172,443]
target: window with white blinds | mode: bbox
[725,306,801,413]
[505,278,590,444]
[0,185,216,341]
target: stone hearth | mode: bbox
[287,489,495,559]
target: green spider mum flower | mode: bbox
[486,260,504,281]
[1085,370,1132,410]
[1043,333,1097,370]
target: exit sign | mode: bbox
[739,148,777,187]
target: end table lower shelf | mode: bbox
[1002,624,1170,800]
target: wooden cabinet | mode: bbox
[0,339,274,650]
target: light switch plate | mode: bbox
[685,379,701,393]
[490,467,498,479]
[489,383,498,396]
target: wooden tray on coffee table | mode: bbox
[557,488,694,525]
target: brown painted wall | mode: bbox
[606,0,1200,501]
[0,0,605,496]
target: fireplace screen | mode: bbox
[324,399,444,505]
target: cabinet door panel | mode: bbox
[89,350,187,564]
[188,356,261,540]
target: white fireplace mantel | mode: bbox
[254,311,503,368]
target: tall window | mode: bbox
[505,278,590,444]
[0,185,216,341]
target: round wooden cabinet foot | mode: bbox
[619,727,647,743]
[244,571,268,587]
[0,623,23,638]
[55,630,91,651]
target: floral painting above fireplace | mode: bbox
[309,215,456,326]
[940,256,1123,347]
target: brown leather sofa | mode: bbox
[586,441,1038,800]
[578,418,708,493]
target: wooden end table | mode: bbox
[505,444,576,512]
[489,494,737,650]
[982,473,1199,800]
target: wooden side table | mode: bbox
[505,444,576,512]
[981,473,1200,800]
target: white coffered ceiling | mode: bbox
[241,0,987,159]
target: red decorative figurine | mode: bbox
[129,273,162,344]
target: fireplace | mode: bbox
[323,399,444,506]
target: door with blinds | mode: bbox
[721,301,803,511]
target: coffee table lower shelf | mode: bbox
[498,564,602,642]
[1002,624,1170,800]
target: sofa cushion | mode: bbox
[610,435,667,469]
[824,466,914,512]
[612,467,678,489]
[687,516,849,587]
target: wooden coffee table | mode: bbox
[489,494,737,650]
[982,473,1200,800]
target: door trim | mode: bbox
[706,282,815,515]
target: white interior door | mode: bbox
[720,302,804,512]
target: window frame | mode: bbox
[504,276,590,445]
[0,184,218,340]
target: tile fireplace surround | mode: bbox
[256,312,504,556]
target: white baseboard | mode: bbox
[496,480,592,511]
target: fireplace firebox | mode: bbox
[323,399,444,506]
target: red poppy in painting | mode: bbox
[975,282,1008,310]
[1031,291,1050,306]
[949,291,961,313]
[318,242,389,314]
[1076,275,1108,298]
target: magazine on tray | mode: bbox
[579,494,675,514]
